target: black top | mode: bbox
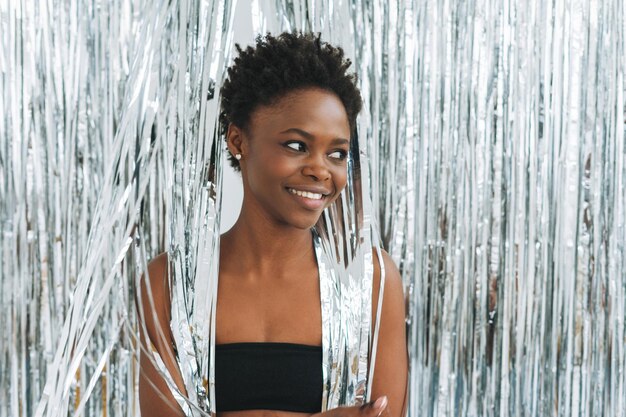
[214,342,323,413]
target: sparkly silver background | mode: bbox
[2,0,625,417]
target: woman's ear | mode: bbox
[226,123,245,158]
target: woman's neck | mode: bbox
[220,211,317,280]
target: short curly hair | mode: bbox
[219,32,362,170]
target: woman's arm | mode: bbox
[370,249,409,417]
[313,249,409,417]
[137,253,187,417]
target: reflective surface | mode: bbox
[399,1,626,416]
[2,0,625,416]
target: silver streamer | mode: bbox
[2,1,149,416]
[396,1,626,417]
[2,0,237,415]
[2,0,625,417]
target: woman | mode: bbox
[138,32,408,417]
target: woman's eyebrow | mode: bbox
[280,128,349,145]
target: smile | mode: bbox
[287,188,324,200]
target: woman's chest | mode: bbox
[215,272,322,345]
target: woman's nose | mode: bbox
[302,156,331,181]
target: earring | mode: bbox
[234,153,242,160]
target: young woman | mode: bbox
[138,32,408,417]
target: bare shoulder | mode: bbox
[371,248,405,315]
[145,252,169,282]
[138,252,187,416]
[138,252,172,340]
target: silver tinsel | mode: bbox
[1,0,625,416]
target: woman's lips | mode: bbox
[286,187,328,210]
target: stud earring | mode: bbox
[235,153,242,160]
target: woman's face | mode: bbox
[228,88,351,230]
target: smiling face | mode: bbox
[227,88,351,230]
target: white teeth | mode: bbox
[288,188,323,200]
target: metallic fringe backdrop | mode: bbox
[1,0,625,417]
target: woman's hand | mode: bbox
[311,396,389,417]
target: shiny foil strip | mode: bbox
[3,0,626,416]
[2,1,152,416]
[398,1,626,417]
[1,0,236,416]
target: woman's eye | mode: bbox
[286,141,306,152]
[328,150,348,160]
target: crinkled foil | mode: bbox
[2,1,151,416]
[399,1,626,416]
[2,0,380,416]
[1,0,235,416]
[3,0,626,416]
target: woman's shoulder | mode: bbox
[371,247,406,336]
[138,252,172,325]
[371,248,404,305]
[146,252,169,274]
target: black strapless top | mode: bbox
[214,342,323,413]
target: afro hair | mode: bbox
[219,32,362,170]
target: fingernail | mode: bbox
[373,396,388,410]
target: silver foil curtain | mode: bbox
[2,1,149,416]
[2,1,625,417]
[401,1,626,416]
